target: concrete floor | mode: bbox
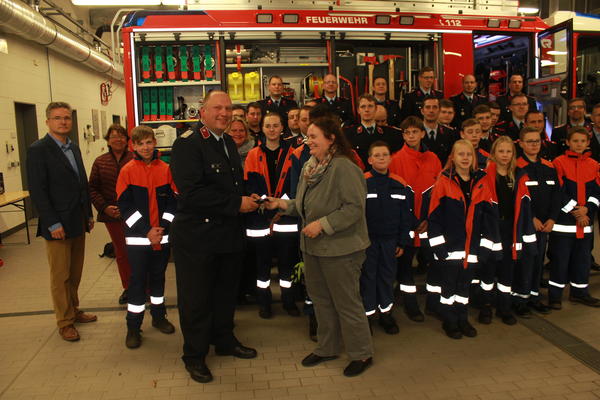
[0,221,599,399]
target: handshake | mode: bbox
[239,194,288,213]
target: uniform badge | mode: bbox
[211,163,223,173]
[200,126,210,139]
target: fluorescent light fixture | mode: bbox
[487,19,501,28]
[473,34,510,48]
[547,50,568,55]
[508,20,522,29]
[256,14,273,23]
[72,0,182,4]
[541,60,559,66]
[518,7,539,14]
[399,16,414,25]
[283,14,299,24]
[375,15,391,25]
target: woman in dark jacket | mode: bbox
[89,124,134,304]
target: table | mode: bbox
[0,191,31,245]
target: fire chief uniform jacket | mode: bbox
[551,150,600,238]
[244,140,296,236]
[169,123,246,253]
[427,169,500,268]
[116,150,178,249]
[401,88,444,120]
[485,161,537,260]
[316,96,355,126]
[344,124,403,169]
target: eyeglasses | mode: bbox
[50,116,72,121]
[511,103,528,107]
[523,139,541,145]
[569,105,585,110]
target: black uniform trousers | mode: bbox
[174,246,242,366]
[126,245,170,330]
[438,260,474,325]
[548,234,592,301]
[479,219,515,313]
[254,232,299,309]
[396,246,422,312]
[360,238,397,315]
[512,231,548,304]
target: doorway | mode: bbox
[14,102,39,219]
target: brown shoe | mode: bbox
[59,325,80,341]
[75,310,97,323]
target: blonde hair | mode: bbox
[489,135,516,182]
[227,116,250,139]
[443,139,478,174]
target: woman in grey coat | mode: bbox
[266,116,374,377]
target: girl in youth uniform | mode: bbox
[427,139,498,339]
[478,136,537,325]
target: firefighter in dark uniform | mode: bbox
[170,91,260,384]
[258,75,298,129]
[401,66,444,121]
[494,93,530,141]
[316,73,354,126]
[496,74,537,121]
[373,77,401,127]
[246,102,264,145]
[523,110,559,161]
[552,98,593,155]
[345,94,403,168]
[450,74,487,126]
[420,96,456,165]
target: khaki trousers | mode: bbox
[45,235,86,328]
[303,250,374,361]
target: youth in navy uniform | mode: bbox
[478,136,537,326]
[116,126,178,349]
[512,127,560,316]
[244,112,300,318]
[170,91,259,384]
[258,76,299,129]
[316,73,354,125]
[373,77,401,127]
[548,127,600,308]
[428,139,498,339]
[420,96,456,165]
[460,118,489,169]
[246,102,264,144]
[285,107,302,138]
[439,99,458,130]
[450,74,487,126]
[345,94,403,169]
[401,66,444,120]
[495,74,537,121]
[473,104,494,151]
[361,141,413,334]
[552,98,593,155]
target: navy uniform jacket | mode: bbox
[289,144,311,198]
[516,156,560,223]
[495,119,523,142]
[364,169,414,247]
[316,96,354,125]
[421,124,456,165]
[169,123,246,254]
[376,98,401,127]
[401,88,443,121]
[551,119,593,156]
[257,96,298,129]
[450,93,487,126]
[344,124,403,169]
[27,133,92,240]
[496,93,537,121]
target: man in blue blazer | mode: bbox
[27,102,96,342]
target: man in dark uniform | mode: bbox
[401,66,444,121]
[373,76,401,127]
[420,96,456,165]
[495,93,530,141]
[496,74,537,121]
[246,101,263,144]
[523,110,558,160]
[450,74,487,126]
[552,98,593,155]
[170,90,260,384]
[258,76,298,129]
[345,94,403,168]
[316,73,354,125]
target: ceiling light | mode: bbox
[72,0,183,4]
[547,50,568,55]
[541,60,559,67]
[518,7,539,14]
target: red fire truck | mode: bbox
[118,4,598,146]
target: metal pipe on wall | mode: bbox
[0,0,123,81]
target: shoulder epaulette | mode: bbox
[180,130,194,138]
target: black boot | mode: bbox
[125,329,142,349]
